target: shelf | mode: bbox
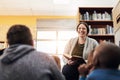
[80,20,113,22]
[79,20,113,26]
[78,7,114,43]
[88,34,114,37]
[79,7,113,14]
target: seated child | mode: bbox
[52,55,61,70]
[79,42,120,80]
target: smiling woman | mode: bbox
[62,22,99,80]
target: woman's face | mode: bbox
[77,24,87,37]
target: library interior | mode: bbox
[0,0,120,68]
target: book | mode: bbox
[63,54,84,61]
[63,54,86,65]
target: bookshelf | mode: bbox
[78,7,114,43]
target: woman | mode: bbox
[62,22,98,80]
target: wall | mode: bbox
[0,16,76,41]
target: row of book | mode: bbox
[81,11,112,21]
[99,39,113,43]
[88,25,113,35]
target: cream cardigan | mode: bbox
[63,37,98,64]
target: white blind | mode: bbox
[37,19,77,30]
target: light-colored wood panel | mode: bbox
[112,0,120,46]
[112,0,120,32]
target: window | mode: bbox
[37,30,77,55]
[36,19,77,67]
[36,19,77,55]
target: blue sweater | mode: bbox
[79,69,120,80]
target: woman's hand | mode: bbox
[67,60,75,65]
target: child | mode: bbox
[52,55,61,70]
[79,42,120,80]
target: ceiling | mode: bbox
[0,0,119,16]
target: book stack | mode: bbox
[81,11,112,21]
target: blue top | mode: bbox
[79,69,120,80]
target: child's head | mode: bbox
[52,55,61,70]
[93,42,120,69]
[7,24,33,46]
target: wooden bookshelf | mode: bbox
[78,7,114,43]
